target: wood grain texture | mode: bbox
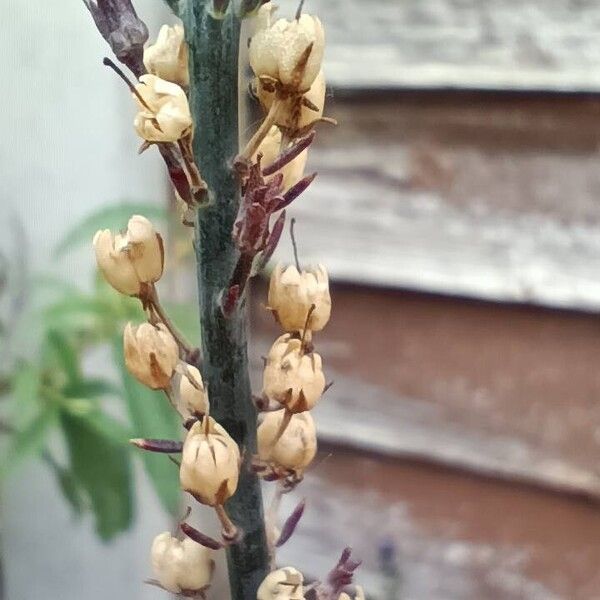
[313,0,600,91]
[273,449,600,599]
[271,92,600,309]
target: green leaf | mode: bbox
[64,378,121,401]
[44,330,81,385]
[44,295,112,335]
[42,455,87,515]
[1,404,59,476]
[54,202,166,257]
[55,466,87,515]
[60,409,134,540]
[113,340,181,516]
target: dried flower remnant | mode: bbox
[257,69,327,139]
[268,263,331,333]
[262,333,325,413]
[144,24,189,87]
[133,75,192,143]
[249,2,325,92]
[257,567,305,600]
[150,532,214,594]
[93,214,164,296]
[258,410,317,473]
[124,322,179,390]
[180,418,240,507]
[172,362,209,421]
[237,2,325,163]
[83,0,148,77]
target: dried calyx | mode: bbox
[93,214,164,297]
[150,531,214,595]
[172,362,209,421]
[249,2,325,93]
[124,322,179,390]
[258,410,317,473]
[133,74,192,143]
[237,1,334,164]
[262,333,326,413]
[144,24,189,88]
[180,418,240,506]
[268,262,331,333]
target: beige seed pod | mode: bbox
[143,24,189,87]
[249,3,325,92]
[262,334,325,413]
[180,417,240,506]
[268,263,331,333]
[258,410,317,472]
[173,362,209,420]
[93,215,164,295]
[150,532,214,594]
[133,74,192,143]
[123,322,179,390]
[257,567,304,600]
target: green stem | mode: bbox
[183,2,270,598]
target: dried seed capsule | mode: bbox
[268,263,331,333]
[180,417,240,506]
[262,334,325,412]
[124,322,179,389]
[173,362,209,420]
[151,531,214,594]
[249,2,325,91]
[143,24,189,87]
[258,410,316,472]
[133,75,192,143]
[93,215,164,295]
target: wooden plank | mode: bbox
[271,448,600,599]
[272,92,600,310]
[310,0,600,91]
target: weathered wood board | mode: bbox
[271,92,600,310]
[272,449,600,600]
[311,0,600,91]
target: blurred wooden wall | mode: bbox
[254,1,600,598]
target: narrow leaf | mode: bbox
[60,409,134,540]
[1,405,59,476]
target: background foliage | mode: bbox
[0,203,198,540]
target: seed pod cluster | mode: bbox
[257,259,331,478]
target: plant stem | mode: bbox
[183,1,270,598]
